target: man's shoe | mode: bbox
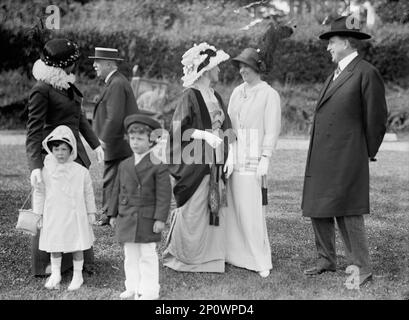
[303,266,336,276]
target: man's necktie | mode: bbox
[333,65,341,81]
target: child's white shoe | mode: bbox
[120,290,135,299]
[67,272,83,291]
[68,260,84,291]
[44,274,61,290]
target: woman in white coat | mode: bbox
[225,48,281,277]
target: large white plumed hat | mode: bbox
[181,42,230,87]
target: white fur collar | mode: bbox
[32,59,76,90]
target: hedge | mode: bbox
[2,24,409,85]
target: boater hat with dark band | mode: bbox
[319,15,371,40]
[88,47,124,61]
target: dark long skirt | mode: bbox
[31,226,95,276]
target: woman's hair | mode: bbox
[127,123,157,145]
[47,140,73,153]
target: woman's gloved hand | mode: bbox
[223,144,234,178]
[37,215,43,229]
[94,145,104,163]
[256,156,269,178]
[30,168,43,187]
[192,130,223,149]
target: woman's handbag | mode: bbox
[261,175,268,206]
[16,189,41,236]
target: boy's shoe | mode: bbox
[258,270,270,278]
[120,290,135,299]
[44,274,61,290]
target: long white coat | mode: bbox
[33,125,96,253]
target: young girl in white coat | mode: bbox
[33,125,96,290]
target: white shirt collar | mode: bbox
[105,69,117,83]
[338,51,358,71]
[134,150,151,166]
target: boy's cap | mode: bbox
[124,113,162,131]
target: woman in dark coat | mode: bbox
[26,38,104,276]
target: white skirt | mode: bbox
[224,170,272,272]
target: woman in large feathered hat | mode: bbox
[162,42,235,273]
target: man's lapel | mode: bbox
[93,70,119,117]
[316,56,362,111]
[316,73,334,108]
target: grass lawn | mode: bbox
[0,145,408,300]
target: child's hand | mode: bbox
[153,220,165,233]
[109,217,116,228]
[88,213,96,225]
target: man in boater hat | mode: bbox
[301,15,387,287]
[89,47,139,226]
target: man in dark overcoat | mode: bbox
[89,47,139,225]
[302,16,388,287]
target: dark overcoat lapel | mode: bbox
[316,56,361,111]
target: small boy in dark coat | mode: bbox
[108,113,171,300]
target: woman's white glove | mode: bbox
[30,168,43,187]
[223,145,234,179]
[256,156,269,178]
[94,145,104,163]
[192,130,222,149]
[37,216,43,229]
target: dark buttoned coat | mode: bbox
[108,153,172,244]
[302,56,388,218]
[26,81,100,171]
[92,71,139,161]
